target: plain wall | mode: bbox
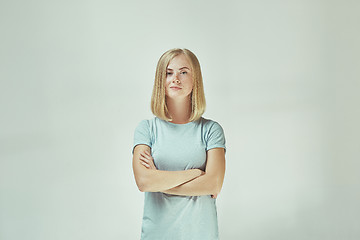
[1,0,359,239]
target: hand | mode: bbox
[197,169,205,177]
[211,193,218,199]
[139,150,157,170]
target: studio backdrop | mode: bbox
[1,0,359,239]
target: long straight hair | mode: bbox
[151,48,206,122]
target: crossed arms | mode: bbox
[132,144,226,198]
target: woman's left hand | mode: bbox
[139,150,157,170]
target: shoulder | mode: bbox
[134,119,149,130]
[135,117,162,132]
[199,117,225,133]
[133,118,158,152]
[135,117,157,126]
[199,117,226,151]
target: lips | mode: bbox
[170,86,182,90]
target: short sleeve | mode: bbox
[132,120,152,154]
[206,121,226,152]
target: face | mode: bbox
[165,54,193,100]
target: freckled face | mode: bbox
[165,54,193,100]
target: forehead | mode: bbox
[167,54,191,70]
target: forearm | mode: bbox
[133,145,203,192]
[137,168,202,192]
[162,173,222,196]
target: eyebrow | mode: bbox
[166,67,190,71]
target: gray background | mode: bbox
[1,0,359,239]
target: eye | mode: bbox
[181,71,187,74]
[166,72,173,76]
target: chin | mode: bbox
[167,95,191,101]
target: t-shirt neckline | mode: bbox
[156,117,201,126]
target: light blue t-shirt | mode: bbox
[132,117,226,240]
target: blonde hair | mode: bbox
[151,48,206,122]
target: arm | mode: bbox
[132,144,203,192]
[162,148,225,197]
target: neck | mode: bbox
[166,97,192,124]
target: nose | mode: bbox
[173,73,181,84]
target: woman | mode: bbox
[132,48,226,240]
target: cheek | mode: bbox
[164,78,170,88]
[164,79,173,94]
[166,76,173,84]
[187,81,193,90]
[187,77,194,89]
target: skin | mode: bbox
[133,144,204,193]
[133,54,226,199]
[165,54,193,124]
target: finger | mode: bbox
[139,155,149,162]
[139,155,149,161]
[140,152,151,160]
[144,151,152,158]
[140,158,149,164]
[140,161,150,168]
